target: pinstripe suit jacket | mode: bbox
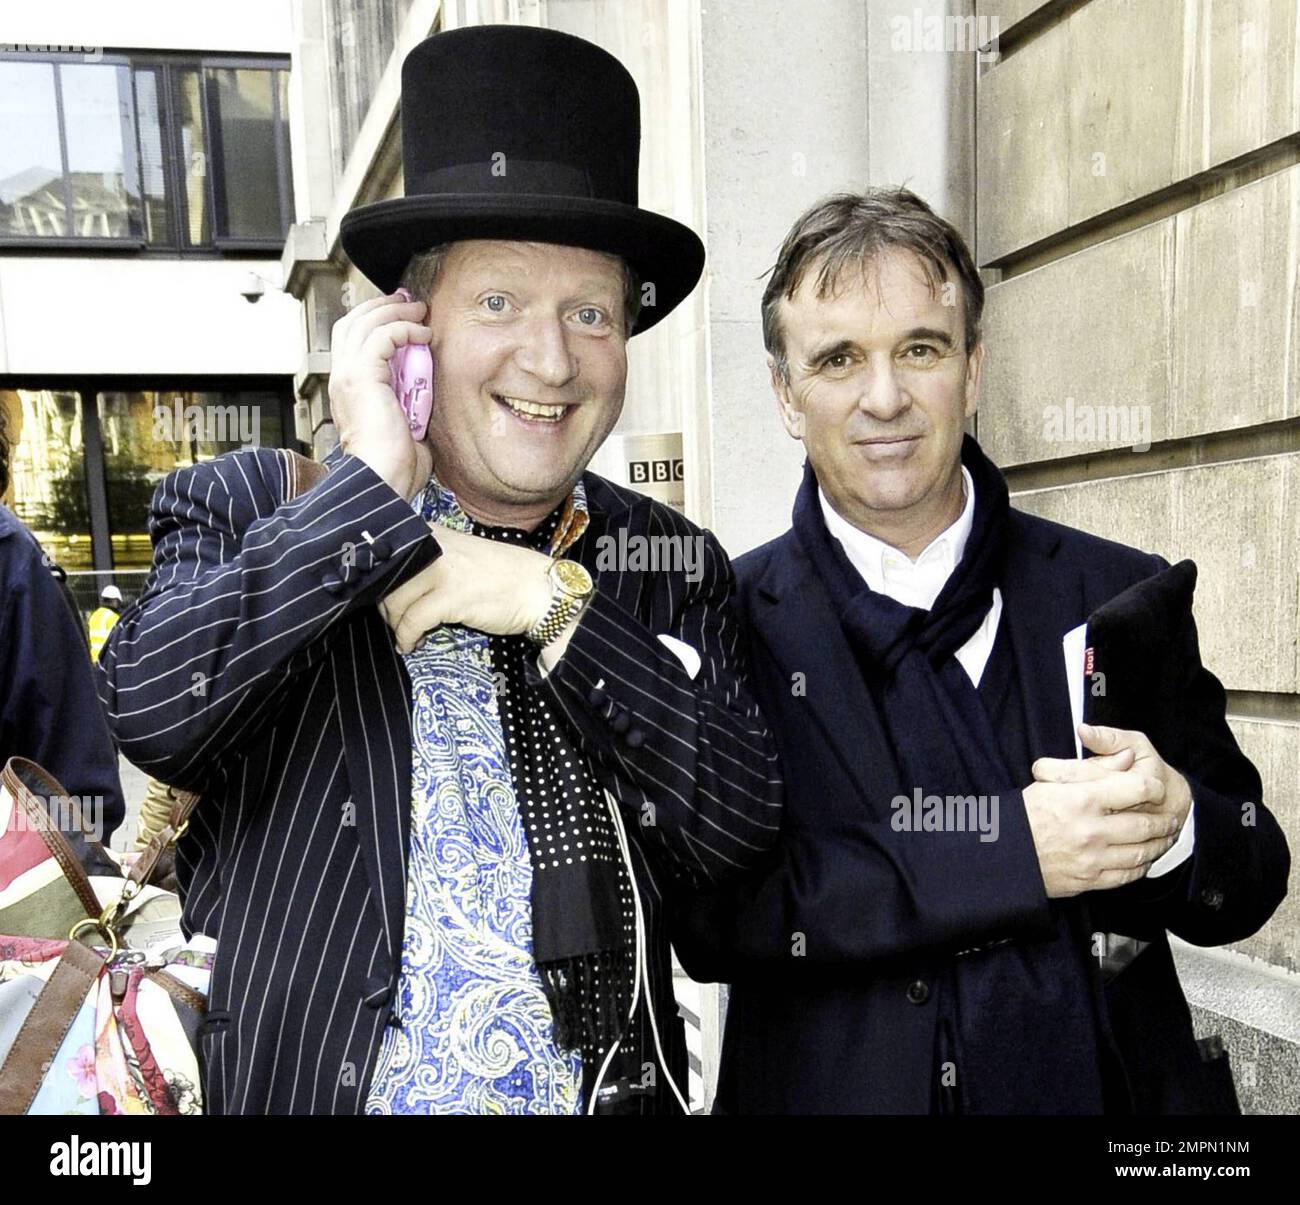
[95,442,781,1114]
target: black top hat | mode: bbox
[339,26,705,335]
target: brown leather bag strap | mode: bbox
[1,758,101,920]
[0,758,200,1112]
[0,937,106,1114]
[144,967,208,1014]
[125,787,202,894]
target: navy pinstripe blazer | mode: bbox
[95,442,781,1114]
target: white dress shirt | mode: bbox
[817,468,1193,875]
[819,466,1003,686]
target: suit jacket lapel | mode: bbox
[331,607,415,974]
[751,536,882,804]
[998,513,1083,761]
[313,440,414,971]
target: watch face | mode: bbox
[553,559,593,594]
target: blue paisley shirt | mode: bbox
[363,475,584,1115]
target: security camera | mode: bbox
[241,270,266,304]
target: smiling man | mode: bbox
[96,26,781,1115]
[675,188,1289,1114]
[398,240,635,524]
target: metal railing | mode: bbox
[61,568,150,616]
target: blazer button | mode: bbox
[321,572,344,594]
[588,686,608,708]
[624,727,644,749]
[198,1009,231,1035]
[1200,887,1225,910]
[371,537,392,561]
[905,979,930,1005]
[611,709,631,735]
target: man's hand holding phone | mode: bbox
[327,290,435,502]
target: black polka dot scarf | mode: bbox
[475,506,636,1072]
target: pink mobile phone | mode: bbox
[390,287,434,441]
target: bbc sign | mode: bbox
[628,458,685,485]
[617,431,685,513]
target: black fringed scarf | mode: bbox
[472,510,636,1087]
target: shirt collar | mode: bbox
[413,470,590,556]
[818,464,976,595]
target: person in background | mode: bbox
[133,776,186,852]
[88,584,124,663]
[0,407,126,843]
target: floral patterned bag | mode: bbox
[0,756,211,1114]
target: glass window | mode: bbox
[208,68,285,240]
[98,390,171,572]
[61,62,140,239]
[0,61,65,238]
[0,52,291,252]
[326,0,409,179]
[173,69,211,247]
[278,69,291,219]
[172,390,283,462]
[0,388,93,569]
[98,389,284,570]
[133,68,171,246]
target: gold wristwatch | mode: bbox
[526,558,594,646]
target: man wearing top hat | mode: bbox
[97,25,781,1115]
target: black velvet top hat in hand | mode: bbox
[339,25,705,335]
[1084,558,1199,764]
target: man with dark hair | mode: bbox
[676,187,1289,1114]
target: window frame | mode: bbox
[0,372,303,573]
[0,48,292,258]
